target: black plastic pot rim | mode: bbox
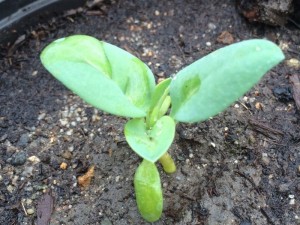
[0,0,86,45]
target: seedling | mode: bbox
[40,35,284,222]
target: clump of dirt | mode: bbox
[0,0,300,224]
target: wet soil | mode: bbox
[0,0,300,224]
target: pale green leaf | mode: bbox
[134,160,163,222]
[40,35,155,118]
[124,116,175,162]
[170,39,285,122]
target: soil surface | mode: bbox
[1,0,300,224]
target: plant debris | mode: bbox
[216,31,234,44]
[37,193,54,225]
[290,74,300,110]
[77,165,95,189]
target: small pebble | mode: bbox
[60,162,68,170]
[175,176,182,181]
[37,113,46,120]
[255,102,263,110]
[289,199,295,205]
[286,58,300,69]
[60,118,68,126]
[12,175,18,186]
[279,41,289,50]
[249,97,256,103]
[7,185,15,193]
[262,153,270,165]
[26,199,33,205]
[18,134,29,147]
[278,183,290,192]
[22,166,34,177]
[11,152,27,166]
[68,146,74,152]
[24,186,33,192]
[101,217,112,225]
[28,156,41,164]
[66,129,73,136]
[217,31,234,44]
[208,22,216,30]
[62,151,72,160]
[92,115,101,122]
[206,42,212,46]
[27,208,35,215]
[240,220,251,225]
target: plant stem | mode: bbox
[159,152,176,173]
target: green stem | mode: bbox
[159,152,176,173]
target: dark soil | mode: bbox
[1,0,300,224]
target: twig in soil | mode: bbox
[172,37,187,63]
[21,201,28,216]
[234,170,261,194]
[7,35,27,56]
[248,118,284,141]
[260,207,276,225]
[179,193,196,201]
[263,138,287,146]
[238,101,253,115]
[86,10,103,16]
[287,48,300,56]
[288,18,300,29]
[290,74,300,111]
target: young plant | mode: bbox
[40,35,284,222]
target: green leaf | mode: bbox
[124,116,175,162]
[158,96,171,118]
[40,35,155,118]
[134,160,163,222]
[149,78,171,111]
[170,39,285,123]
[147,78,171,127]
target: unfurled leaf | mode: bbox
[170,39,285,123]
[41,35,155,118]
[134,160,163,222]
[124,116,175,162]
